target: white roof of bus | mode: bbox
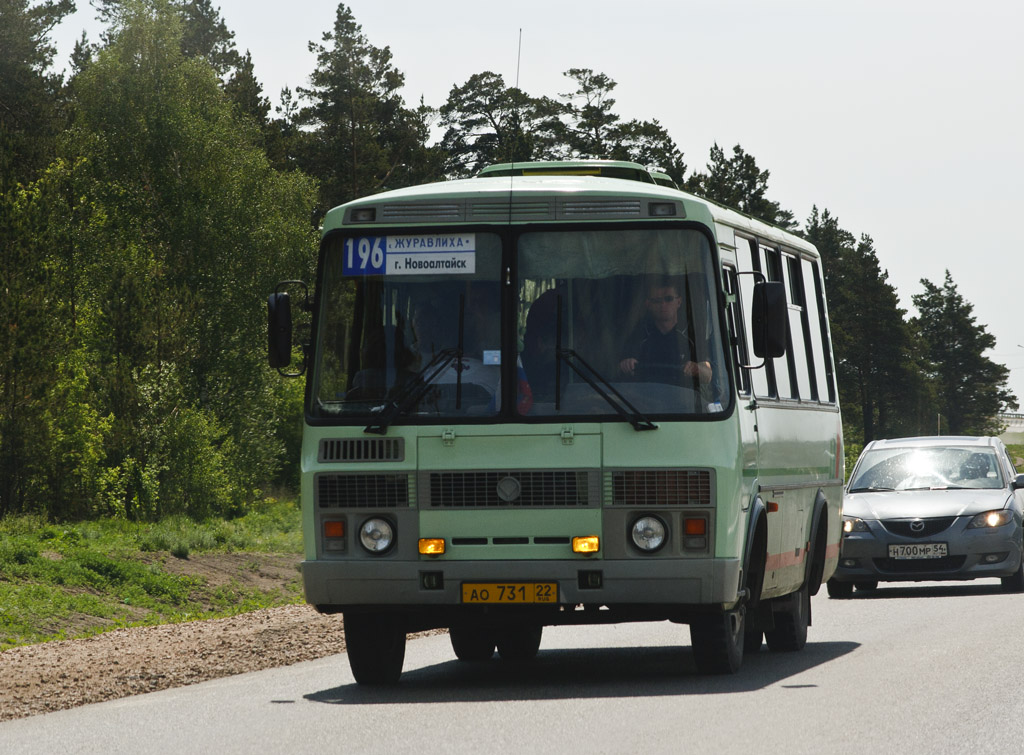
[332,173,817,258]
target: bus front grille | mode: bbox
[319,438,405,462]
[316,473,411,508]
[609,469,713,506]
[424,470,596,508]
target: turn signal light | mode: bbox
[684,518,707,536]
[323,520,345,538]
[572,536,600,554]
[419,538,446,555]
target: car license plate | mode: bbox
[888,542,948,559]
[461,583,557,604]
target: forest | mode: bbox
[1,0,1017,521]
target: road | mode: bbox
[4,580,1024,755]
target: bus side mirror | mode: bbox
[752,280,787,359]
[267,292,292,369]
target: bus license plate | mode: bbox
[461,583,558,604]
[889,542,948,559]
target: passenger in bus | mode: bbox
[618,279,712,388]
[520,288,563,403]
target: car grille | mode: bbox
[873,556,967,573]
[880,517,957,538]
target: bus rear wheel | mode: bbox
[690,607,744,674]
[450,625,497,661]
[496,624,543,662]
[765,581,809,652]
[344,612,406,685]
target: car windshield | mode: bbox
[848,446,1005,491]
[309,227,729,423]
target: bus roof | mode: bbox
[324,161,817,257]
[477,160,656,184]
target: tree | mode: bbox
[0,0,75,189]
[438,71,565,177]
[806,207,928,445]
[296,2,431,211]
[557,69,686,181]
[0,0,319,519]
[912,271,1017,435]
[686,143,795,229]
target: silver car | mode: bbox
[828,436,1024,598]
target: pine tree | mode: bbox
[912,271,1017,435]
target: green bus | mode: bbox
[268,160,844,683]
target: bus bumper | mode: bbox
[302,557,742,612]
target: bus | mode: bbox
[267,160,844,684]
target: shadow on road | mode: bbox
[837,581,1006,601]
[303,639,859,706]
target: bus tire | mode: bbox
[765,581,809,652]
[496,623,543,662]
[344,612,406,685]
[690,607,744,674]
[826,578,854,599]
[450,625,497,661]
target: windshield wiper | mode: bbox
[848,486,895,493]
[364,295,467,435]
[551,294,656,432]
[557,348,657,432]
[364,348,461,434]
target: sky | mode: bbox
[50,0,1024,411]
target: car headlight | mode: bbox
[967,510,1014,529]
[359,517,395,554]
[630,516,667,552]
[842,516,870,534]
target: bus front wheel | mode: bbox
[690,607,744,674]
[450,624,497,661]
[344,612,406,685]
[496,623,543,662]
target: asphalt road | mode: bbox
[4,580,1024,755]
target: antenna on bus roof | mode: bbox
[506,28,522,222]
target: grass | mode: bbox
[0,498,304,651]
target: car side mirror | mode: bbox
[1013,473,1024,490]
[752,280,787,359]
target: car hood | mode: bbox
[844,488,1011,520]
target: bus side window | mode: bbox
[805,259,836,403]
[783,253,813,400]
[722,266,750,394]
[737,236,773,398]
[762,245,795,398]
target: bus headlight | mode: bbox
[630,516,667,552]
[359,517,395,554]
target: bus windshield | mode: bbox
[310,226,729,421]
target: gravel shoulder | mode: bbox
[0,553,440,722]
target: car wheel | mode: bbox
[449,625,497,661]
[496,624,543,662]
[1001,551,1024,593]
[344,612,406,685]
[826,578,854,599]
[690,606,745,674]
[765,581,809,652]
[854,580,879,591]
